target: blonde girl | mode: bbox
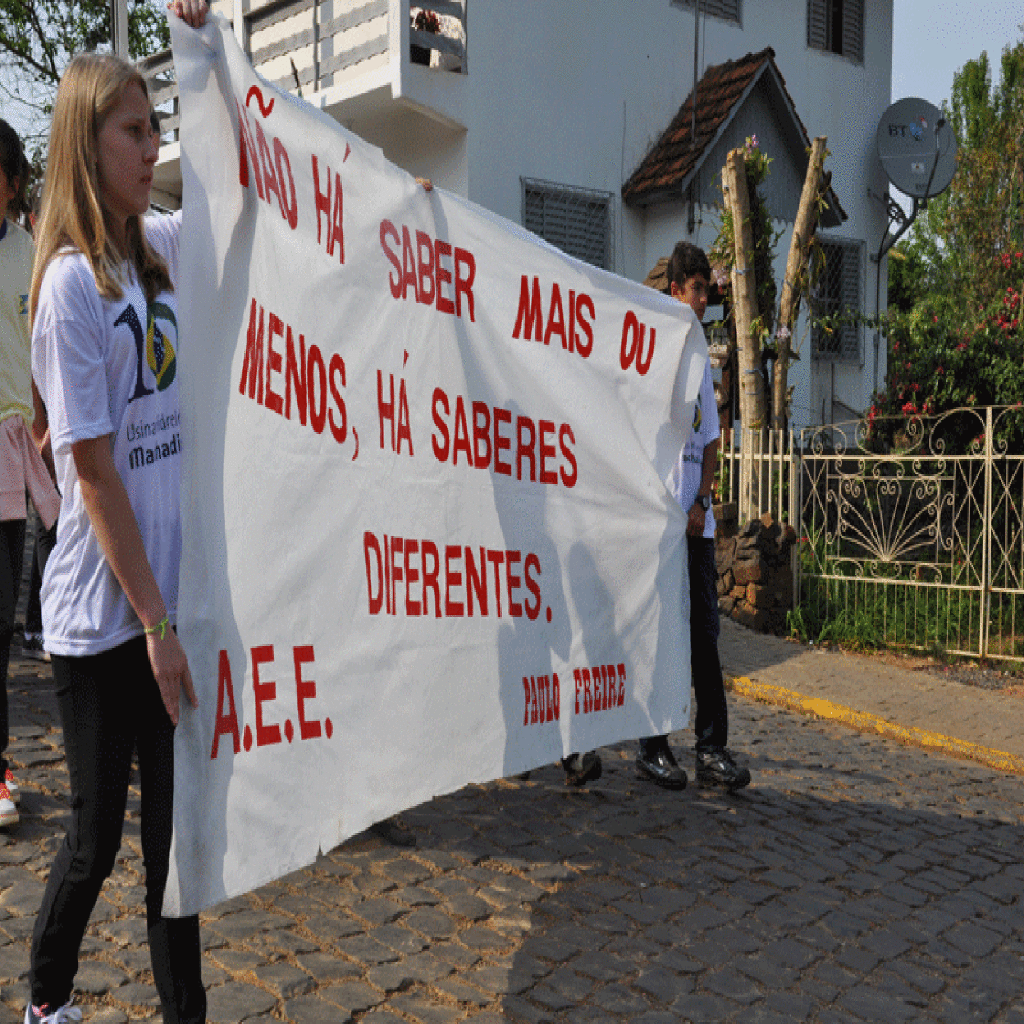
[26,4,208,1022]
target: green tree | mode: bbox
[875,38,1024,443]
[0,0,169,151]
[892,42,1024,312]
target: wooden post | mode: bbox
[723,148,767,519]
[723,148,766,431]
[773,136,828,430]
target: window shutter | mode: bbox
[812,239,862,363]
[838,240,863,361]
[807,0,827,51]
[673,0,741,23]
[522,179,613,271]
[842,0,864,62]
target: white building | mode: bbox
[145,0,895,429]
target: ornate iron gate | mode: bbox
[795,407,1024,662]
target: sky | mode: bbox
[891,0,1023,110]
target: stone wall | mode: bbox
[714,504,797,635]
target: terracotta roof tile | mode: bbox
[623,48,774,204]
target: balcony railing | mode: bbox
[142,0,467,145]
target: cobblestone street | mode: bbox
[1,654,1022,1023]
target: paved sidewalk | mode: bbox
[719,618,1024,770]
[1,636,1023,1024]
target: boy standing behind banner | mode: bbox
[635,241,751,793]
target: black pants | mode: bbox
[641,535,728,755]
[25,514,57,636]
[29,636,205,1023]
[0,517,26,780]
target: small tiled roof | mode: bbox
[622,47,845,222]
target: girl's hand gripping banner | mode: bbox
[166,15,708,915]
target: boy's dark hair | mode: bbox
[0,118,29,213]
[667,240,711,291]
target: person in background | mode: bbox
[0,119,61,829]
[24,2,209,1021]
[635,241,751,794]
[22,181,56,664]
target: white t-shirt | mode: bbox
[668,360,719,540]
[33,213,183,656]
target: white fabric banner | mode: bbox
[167,16,707,916]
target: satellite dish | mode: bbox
[872,97,958,259]
[876,97,957,199]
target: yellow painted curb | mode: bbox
[726,675,1024,776]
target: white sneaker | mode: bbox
[0,784,18,827]
[24,1000,83,1023]
[4,769,18,804]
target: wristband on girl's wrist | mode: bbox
[144,616,170,641]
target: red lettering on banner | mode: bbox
[239,298,348,445]
[430,389,576,489]
[494,407,512,476]
[522,672,561,727]
[379,220,476,320]
[307,344,327,434]
[364,533,384,614]
[422,540,441,617]
[294,645,321,739]
[311,154,344,262]
[513,276,594,357]
[466,546,487,616]
[252,644,282,747]
[211,649,241,759]
[472,402,491,467]
[571,662,627,717]
[505,550,522,617]
[236,100,264,199]
[264,313,284,415]
[445,544,464,617]
[620,310,656,375]
[524,553,541,621]
[363,532,546,621]
[240,298,264,403]
[559,423,578,488]
[211,646,333,758]
[487,549,504,617]
[285,326,306,424]
[516,417,536,482]
[234,99,297,229]
[328,354,347,443]
[378,368,414,455]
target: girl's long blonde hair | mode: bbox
[30,52,172,325]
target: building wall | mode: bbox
[183,0,894,427]
[445,0,893,427]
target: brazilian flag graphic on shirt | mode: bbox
[147,300,177,391]
[693,394,702,433]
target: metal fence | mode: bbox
[718,407,1024,664]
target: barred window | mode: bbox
[811,238,863,363]
[808,0,864,63]
[522,179,613,271]
[671,0,741,24]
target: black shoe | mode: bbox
[636,743,687,790]
[370,816,417,847]
[562,752,602,787]
[695,747,751,791]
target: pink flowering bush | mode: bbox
[867,252,1024,451]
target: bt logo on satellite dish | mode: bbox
[887,115,928,140]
